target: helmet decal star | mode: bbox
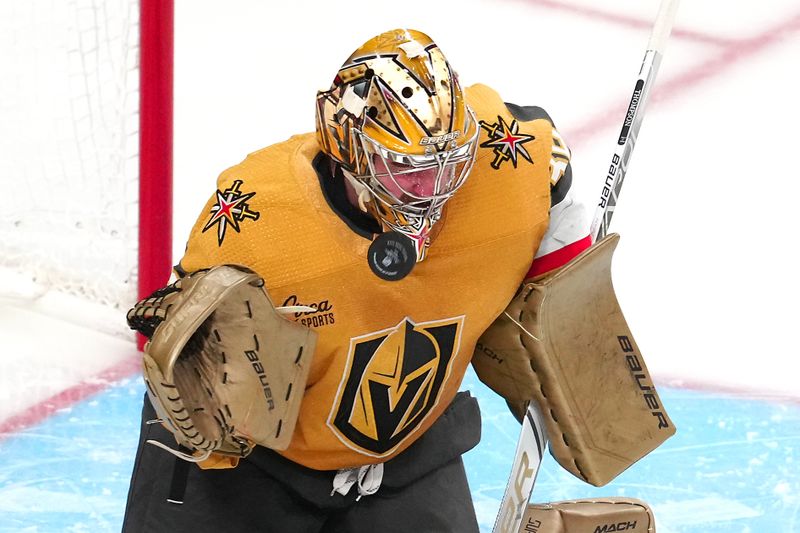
[202,180,260,246]
[479,116,535,170]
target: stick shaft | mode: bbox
[649,0,681,53]
[590,0,680,242]
[491,403,548,533]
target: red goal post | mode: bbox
[139,0,174,320]
[0,0,173,342]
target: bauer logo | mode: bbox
[420,131,460,145]
[244,349,275,410]
[328,316,463,457]
[479,116,535,170]
[201,179,260,246]
[619,335,670,429]
[497,450,535,533]
[599,154,621,208]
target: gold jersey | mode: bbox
[180,84,565,470]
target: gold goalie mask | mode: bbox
[315,29,479,261]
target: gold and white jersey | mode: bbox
[179,84,563,470]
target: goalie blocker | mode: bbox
[473,234,675,486]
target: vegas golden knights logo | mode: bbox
[329,317,463,457]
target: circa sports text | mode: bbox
[283,294,335,328]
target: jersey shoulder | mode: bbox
[462,83,558,185]
[214,133,316,205]
[466,83,571,190]
[179,133,361,285]
[465,83,556,138]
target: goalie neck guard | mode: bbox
[315,29,479,263]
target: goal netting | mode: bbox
[0,0,171,337]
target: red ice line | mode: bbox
[658,374,800,407]
[548,3,800,148]
[2,6,799,438]
[0,355,141,441]
[526,0,737,47]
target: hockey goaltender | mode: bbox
[123,28,674,533]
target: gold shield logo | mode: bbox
[329,316,463,457]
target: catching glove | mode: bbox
[127,265,317,462]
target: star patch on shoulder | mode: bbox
[479,116,535,170]
[202,179,260,246]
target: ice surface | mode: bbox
[1,371,798,532]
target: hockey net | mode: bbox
[0,0,170,337]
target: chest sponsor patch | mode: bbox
[328,316,464,457]
[282,294,336,328]
[202,179,260,245]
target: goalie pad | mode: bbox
[473,234,675,486]
[520,498,655,533]
[141,265,317,459]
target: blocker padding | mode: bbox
[477,234,675,486]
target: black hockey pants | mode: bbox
[122,391,482,532]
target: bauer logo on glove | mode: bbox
[127,265,317,463]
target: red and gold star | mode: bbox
[202,180,260,245]
[479,116,535,169]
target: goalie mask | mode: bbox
[315,29,479,263]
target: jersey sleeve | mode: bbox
[503,102,591,279]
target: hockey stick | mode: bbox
[492,400,548,533]
[491,2,680,532]
[590,0,681,242]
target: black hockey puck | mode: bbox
[367,231,416,281]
